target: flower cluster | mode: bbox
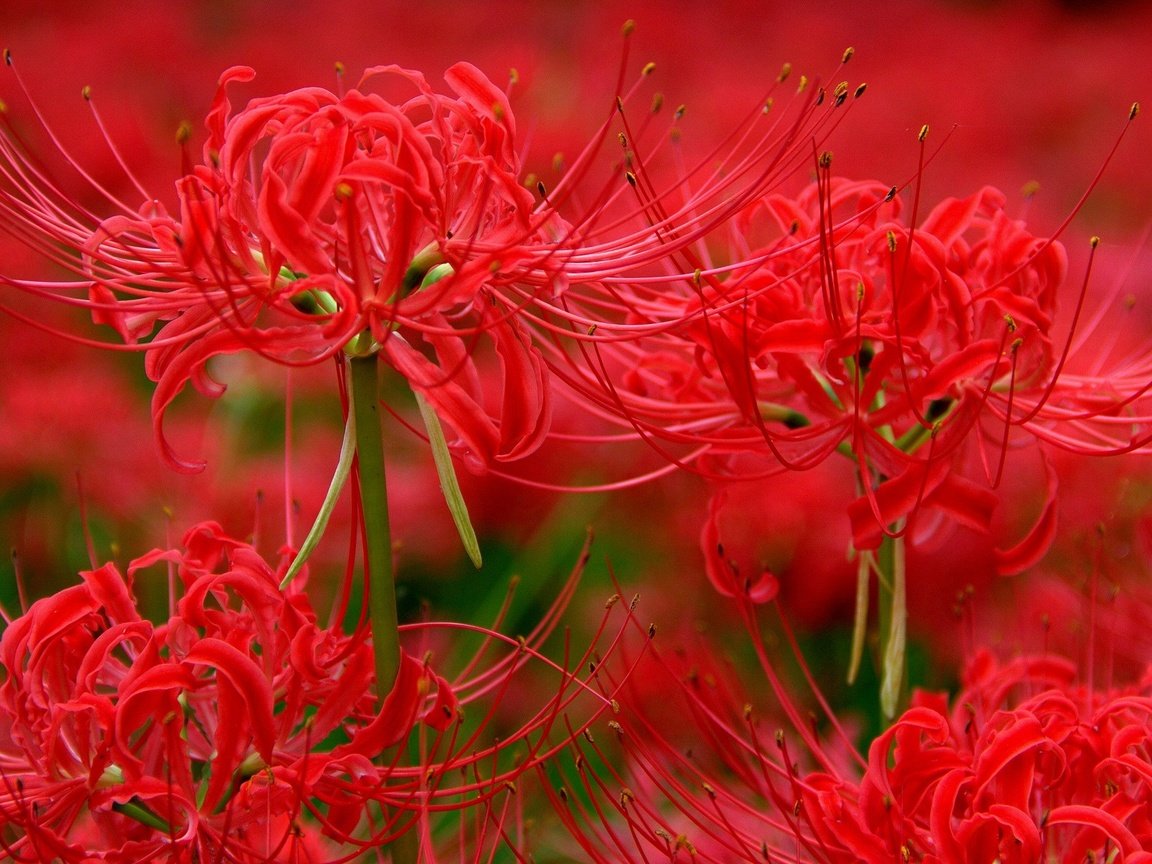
[0,522,457,861]
[0,16,1150,862]
[802,651,1152,863]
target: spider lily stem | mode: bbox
[349,353,420,864]
[349,353,402,698]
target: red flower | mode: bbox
[0,522,458,861]
[802,651,1152,862]
[2,60,562,473]
[0,521,643,861]
[565,164,1149,566]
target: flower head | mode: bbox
[2,59,564,472]
[802,651,1152,862]
[0,522,456,861]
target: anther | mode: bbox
[334,60,345,76]
[650,92,663,113]
[81,85,92,101]
[885,186,897,201]
[3,49,12,66]
[815,87,826,107]
[647,623,657,638]
[842,46,855,63]
[887,230,898,252]
[537,180,548,198]
[621,19,636,36]
[642,61,656,77]
[918,124,930,141]
[854,82,868,99]
[777,62,792,83]
[797,74,809,93]
[176,121,193,144]
[508,68,519,86]
[818,150,833,168]
[675,104,686,120]
[1130,102,1140,121]
[1090,235,1101,249]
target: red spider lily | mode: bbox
[0,37,867,481]
[801,650,1152,863]
[0,57,563,474]
[0,522,639,862]
[0,521,445,861]
[551,155,1150,564]
[519,578,1152,863]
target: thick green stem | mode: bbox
[349,356,419,864]
[349,355,402,696]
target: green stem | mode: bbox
[349,355,402,696]
[349,355,419,864]
[877,530,907,720]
